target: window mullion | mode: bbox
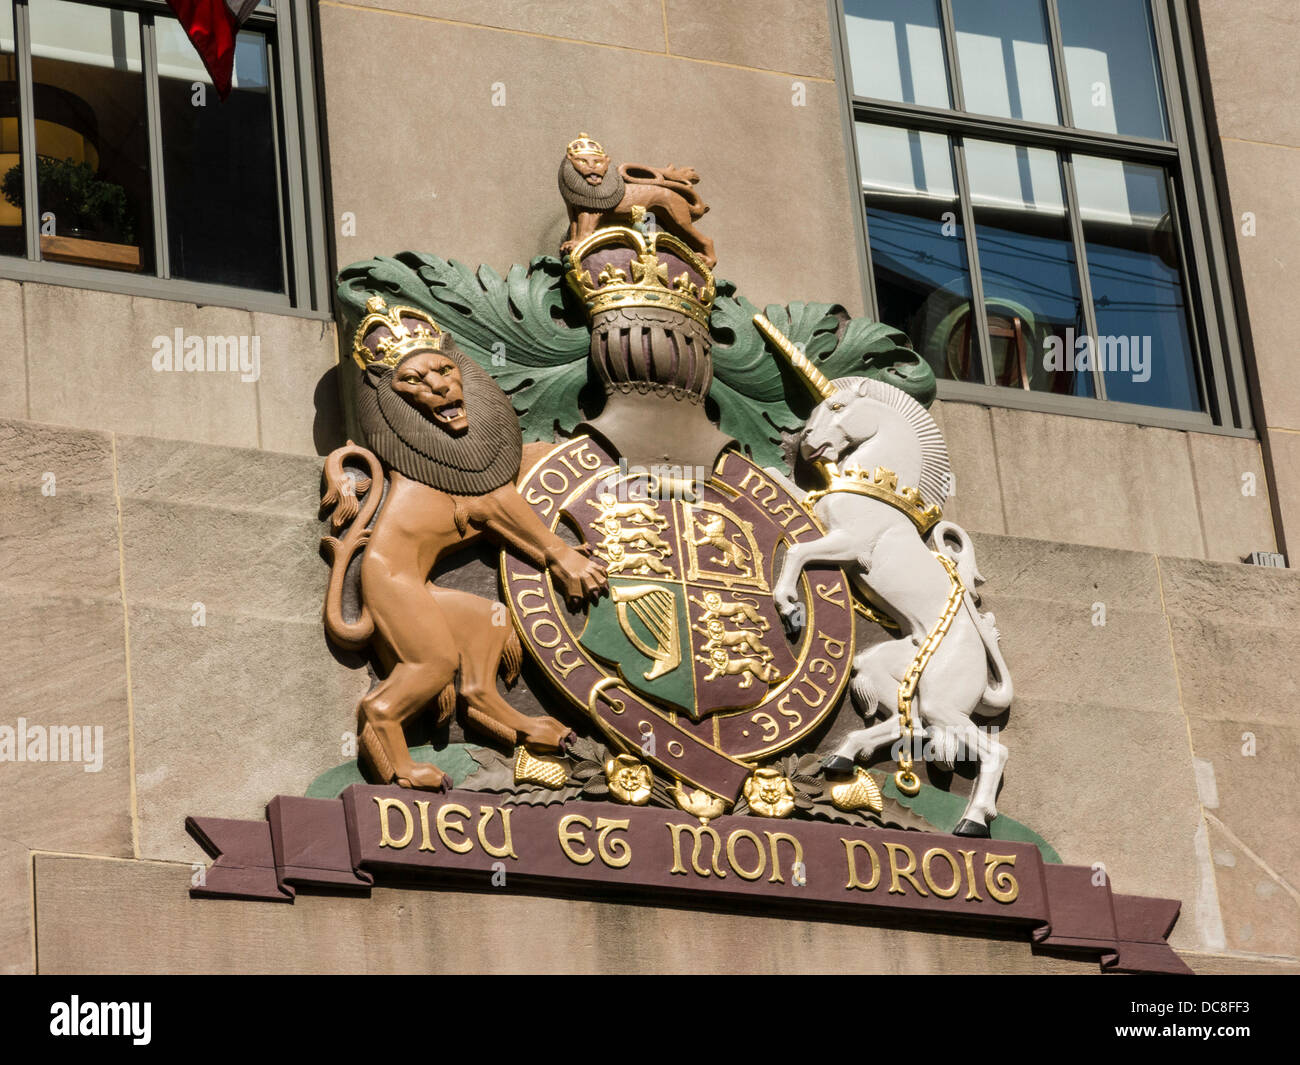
[13,0,38,262]
[140,14,169,278]
[829,1,877,320]
[1153,0,1238,427]
[288,0,331,313]
[1060,155,1105,401]
[264,38,293,303]
[937,0,964,113]
[1043,0,1075,128]
[952,139,995,388]
[270,17,309,310]
[849,99,1178,164]
[1165,169,1218,418]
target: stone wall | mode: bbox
[1,416,1294,973]
[0,280,340,457]
[316,0,864,316]
[0,0,1294,974]
[1197,0,1300,560]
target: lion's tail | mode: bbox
[321,443,384,651]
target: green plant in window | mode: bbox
[1,156,136,245]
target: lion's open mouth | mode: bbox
[432,403,464,424]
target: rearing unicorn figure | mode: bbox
[757,317,1013,838]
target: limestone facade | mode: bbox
[0,0,1294,973]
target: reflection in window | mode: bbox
[27,0,152,272]
[856,123,980,384]
[844,0,950,107]
[157,18,282,292]
[1059,0,1168,140]
[963,140,1090,396]
[1073,155,1199,410]
[0,0,23,257]
[951,0,1057,124]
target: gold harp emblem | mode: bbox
[611,584,681,680]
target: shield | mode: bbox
[576,490,798,719]
[502,436,855,801]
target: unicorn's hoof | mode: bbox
[822,755,855,775]
[953,818,991,838]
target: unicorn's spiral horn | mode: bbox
[753,314,836,400]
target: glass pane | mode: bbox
[0,0,23,256]
[157,18,283,292]
[951,0,1058,124]
[1059,0,1168,140]
[964,139,1091,396]
[1073,155,1201,411]
[857,123,980,384]
[28,0,153,273]
[844,0,951,108]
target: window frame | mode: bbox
[0,0,331,318]
[829,0,1254,435]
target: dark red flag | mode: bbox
[164,0,259,101]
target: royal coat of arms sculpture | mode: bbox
[183,133,1191,974]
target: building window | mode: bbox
[835,0,1251,431]
[0,0,329,315]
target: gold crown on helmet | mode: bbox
[565,223,715,328]
[351,295,446,369]
[566,131,606,159]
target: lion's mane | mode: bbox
[558,156,625,212]
[358,344,523,495]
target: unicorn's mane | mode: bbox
[829,376,950,508]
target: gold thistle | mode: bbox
[604,754,654,805]
[830,767,884,813]
[671,784,728,823]
[514,746,568,790]
[744,766,796,818]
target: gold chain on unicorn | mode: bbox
[893,552,965,795]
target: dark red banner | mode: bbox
[187,785,1190,975]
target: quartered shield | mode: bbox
[502,436,855,802]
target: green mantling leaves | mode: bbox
[709,283,934,467]
[334,254,937,469]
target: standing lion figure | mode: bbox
[321,297,607,791]
[558,131,715,267]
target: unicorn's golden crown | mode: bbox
[351,295,446,369]
[566,132,606,159]
[804,464,943,535]
[565,225,716,328]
